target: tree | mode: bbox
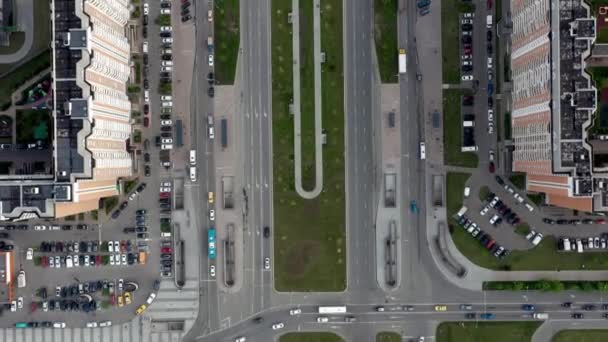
[155,14,171,26]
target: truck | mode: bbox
[486,15,493,28]
[318,306,347,314]
[207,36,214,52]
[17,270,26,288]
[533,312,549,320]
[398,49,407,74]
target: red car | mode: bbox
[144,117,149,127]
[488,162,495,173]
[597,219,607,225]
[486,240,495,250]
[161,247,172,254]
[41,256,48,268]
[159,192,170,199]
[96,255,102,265]
[487,0,493,10]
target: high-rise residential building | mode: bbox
[0,0,132,220]
[511,0,597,211]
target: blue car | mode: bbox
[522,304,535,311]
[480,313,495,320]
[410,201,418,213]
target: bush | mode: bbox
[90,210,98,221]
[159,82,172,94]
[101,241,108,252]
[78,213,85,220]
[102,255,110,265]
[128,84,141,94]
[484,280,608,292]
[64,215,76,221]
[124,179,139,194]
[161,222,171,232]
[34,256,42,266]
[103,196,119,214]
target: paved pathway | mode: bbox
[0,0,34,64]
[291,0,324,199]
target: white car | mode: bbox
[160,186,172,192]
[143,3,149,15]
[461,19,473,24]
[56,286,61,297]
[161,66,173,72]
[42,301,49,312]
[162,101,173,107]
[34,225,46,231]
[160,95,172,101]
[289,308,302,315]
[161,144,173,150]
[209,209,215,221]
[86,322,98,328]
[161,120,172,126]
[489,150,495,161]
[471,227,481,237]
[84,255,90,267]
[488,124,494,134]
[162,48,172,54]
[51,225,61,231]
[73,254,79,267]
[488,109,494,122]
[461,75,473,81]
[489,214,500,225]
[144,90,149,103]
[162,37,173,44]
[114,241,120,251]
[316,316,329,323]
[462,60,472,66]
[271,323,284,330]
[146,293,157,305]
[110,255,115,265]
[55,256,61,268]
[526,230,537,241]
[480,206,490,216]
[235,337,246,342]
[162,139,173,145]
[209,265,216,277]
[464,186,470,198]
[129,192,137,201]
[160,8,171,14]
[162,182,172,187]
[461,54,471,60]
[463,13,474,18]
[99,321,112,327]
[108,241,114,253]
[10,301,16,312]
[53,322,66,329]
[264,257,270,270]
[121,254,127,265]
[17,296,23,309]
[161,60,173,67]
[208,54,214,66]
[160,26,172,32]
[118,278,124,291]
[26,248,33,260]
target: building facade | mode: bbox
[0,0,132,220]
[511,0,599,211]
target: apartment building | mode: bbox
[511,0,599,211]
[0,0,132,220]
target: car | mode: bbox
[124,292,132,305]
[480,313,494,320]
[487,30,493,41]
[488,162,495,173]
[160,26,172,32]
[235,338,246,342]
[26,248,33,260]
[480,206,490,216]
[264,257,270,269]
[460,304,473,310]
[463,12,474,18]
[208,54,214,66]
[316,316,329,323]
[53,322,66,329]
[160,8,171,14]
[583,304,596,311]
[34,225,46,231]
[181,14,192,22]
[572,313,584,319]
[143,3,149,15]
[522,304,535,311]
[162,37,173,44]
[272,322,285,330]
[121,254,127,265]
[136,304,147,315]
[263,226,270,238]
[17,296,23,309]
[461,19,473,24]
[209,209,215,221]
[462,65,473,72]
[597,219,607,224]
[461,24,472,31]
[465,313,476,319]
[289,308,302,315]
[208,87,215,97]
[434,305,447,312]
[209,265,216,277]
[461,75,473,81]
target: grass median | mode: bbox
[437,322,540,342]
[280,332,344,342]
[373,0,398,83]
[271,0,346,291]
[553,330,608,342]
[214,0,239,84]
[443,89,478,168]
[377,332,401,342]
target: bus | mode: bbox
[208,228,216,259]
[318,306,347,314]
[15,322,28,328]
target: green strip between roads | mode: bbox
[437,322,541,342]
[271,0,346,291]
[213,0,240,84]
[377,332,401,342]
[373,0,398,83]
[553,330,608,342]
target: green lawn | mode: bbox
[280,333,343,342]
[553,330,608,342]
[377,332,401,342]
[374,0,398,83]
[15,109,51,144]
[298,0,317,190]
[478,186,490,202]
[443,90,479,168]
[446,172,471,218]
[0,51,51,109]
[437,322,540,342]
[509,173,526,189]
[272,0,346,291]
[214,0,239,84]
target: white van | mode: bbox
[577,239,583,253]
[143,41,148,53]
[190,166,197,182]
[463,121,475,127]
[486,15,492,28]
[563,238,571,252]
[420,142,426,160]
[190,150,196,165]
[66,256,73,268]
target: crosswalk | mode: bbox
[0,279,199,342]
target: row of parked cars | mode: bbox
[456,209,509,259]
[480,193,521,226]
[558,235,608,253]
[460,13,475,81]
[494,176,535,211]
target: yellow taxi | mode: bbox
[208,192,214,203]
[124,292,132,305]
[117,295,124,308]
[136,304,147,315]
[434,305,447,312]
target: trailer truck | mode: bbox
[399,49,407,74]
